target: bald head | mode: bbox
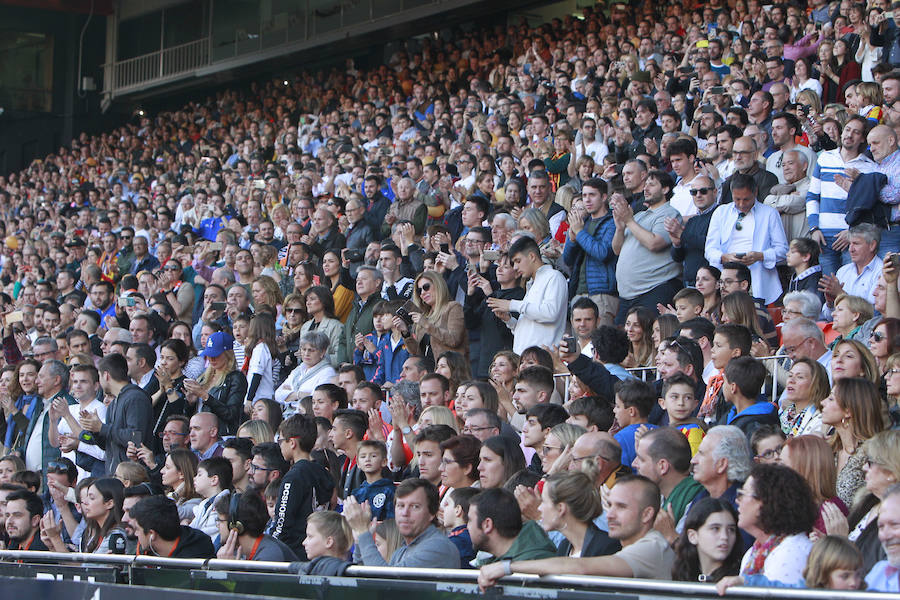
[572,431,621,483]
[189,412,219,452]
[868,125,899,163]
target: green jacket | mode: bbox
[663,475,705,523]
[337,294,380,365]
[474,520,557,567]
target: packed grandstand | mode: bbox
[0,0,899,594]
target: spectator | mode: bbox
[469,487,557,566]
[215,491,297,561]
[539,471,620,558]
[672,497,743,583]
[128,494,215,558]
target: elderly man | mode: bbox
[865,484,900,592]
[304,208,346,261]
[706,173,789,304]
[24,360,76,479]
[820,223,883,310]
[719,136,779,206]
[862,125,900,254]
[689,425,751,508]
[764,149,812,240]
[344,195,375,268]
[766,113,816,184]
[383,177,427,236]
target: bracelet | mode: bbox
[502,559,513,576]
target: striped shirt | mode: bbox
[806,149,877,233]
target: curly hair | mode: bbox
[749,463,817,536]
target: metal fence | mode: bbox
[0,551,896,600]
[107,38,210,95]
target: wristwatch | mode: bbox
[401,426,412,435]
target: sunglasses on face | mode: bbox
[871,331,886,342]
[735,212,746,231]
[690,187,713,196]
[418,282,432,293]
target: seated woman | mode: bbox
[539,471,620,558]
[779,435,848,537]
[161,447,202,523]
[779,358,830,437]
[736,463,817,586]
[829,294,874,348]
[439,435,481,490]
[275,332,337,416]
[184,331,247,437]
[478,435,525,489]
[672,497,743,582]
[40,477,127,554]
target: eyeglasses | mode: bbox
[541,445,562,456]
[418,282,432,293]
[754,446,783,461]
[690,187,713,196]
[285,307,304,314]
[735,212,746,231]
[440,458,459,466]
[887,368,900,377]
[249,463,275,472]
[870,331,886,342]
[782,337,811,355]
[462,425,495,434]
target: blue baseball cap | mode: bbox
[201,332,234,358]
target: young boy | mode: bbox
[720,355,779,439]
[659,374,705,455]
[612,379,658,471]
[191,456,234,537]
[355,301,392,382]
[439,486,479,567]
[785,237,823,299]
[373,300,410,386]
[669,288,704,322]
[565,396,614,432]
[232,313,251,366]
[350,440,395,521]
[523,403,570,474]
[698,324,752,425]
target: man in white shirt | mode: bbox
[705,173,789,304]
[486,236,567,354]
[667,138,700,218]
[820,223,883,311]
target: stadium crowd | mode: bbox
[0,0,900,592]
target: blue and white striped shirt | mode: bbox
[806,149,877,233]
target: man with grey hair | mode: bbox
[383,177,426,236]
[337,266,384,364]
[719,136,779,206]
[865,483,900,591]
[24,359,76,478]
[490,213,517,250]
[780,317,830,370]
[764,148,812,240]
[31,336,59,362]
[820,223,883,310]
[689,425,751,508]
[100,327,132,356]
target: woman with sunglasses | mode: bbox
[868,318,900,376]
[400,272,468,361]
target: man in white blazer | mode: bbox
[705,172,789,305]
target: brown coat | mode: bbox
[403,301,468,360]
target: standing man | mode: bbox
[80,354,153,475]
[765,113,816,183]
[764,149,812,241]
[807,115,877,275]
[338,266,383,364]
[667,138,701,218]
[563,178,618,325]
[486,237,567,353]
[668,176,717,286]
[719,136,779,206]
[24,360,76,482]
[611,170,683,323]
[705,173,789,305]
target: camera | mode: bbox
[345,248,364,262]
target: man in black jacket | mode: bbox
[80,353,153,476]
[668,176,717,286]
[128,495,215,558]
[272,414,334,559]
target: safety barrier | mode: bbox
[0,551,895,600]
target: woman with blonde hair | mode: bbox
[831,339,880,384]
[373,519,402,563]
[830,294,874,347]
[821,377,885,507]
[236,419,275,445]
[401,271,468,361]
[184,332,247,436]
[780,358,830,437]
[780,435,847,536]
[489,350,519,398]
[883,352,900,428]
[540,423,587,474]
[251,275,284,315]
[540,471,619,557]
[417,405,459,432]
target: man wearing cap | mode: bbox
[184,332,247,437]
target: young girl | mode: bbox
[673,497,743,583]
[302,511,353,561]
[373,519,402,563]
[717,535,863,591]
[242,312,280,411]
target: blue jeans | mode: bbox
[879,227,900,258]
[820,230,851,276]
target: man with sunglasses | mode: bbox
[667,175,718,286]
[705,172,788,305]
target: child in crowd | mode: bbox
[659,374,705,454]
[523,403,570,473]
[750,425,787,464]
[373,519,402,563]
[232,313,251,367]
[190,456,233,537]
[698,324,752,425]
[785,237,823,299]
[565,396,614,433]
[721,356,779,439]
[439,486,479,568]
[354,301,392,381]
[669,288,705,323]
[373,300,410,385]
[350,440,395,521]
[302,511,353,561]
[612,379,658,470]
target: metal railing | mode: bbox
[108,38,209,95]
[0,550,896,599]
